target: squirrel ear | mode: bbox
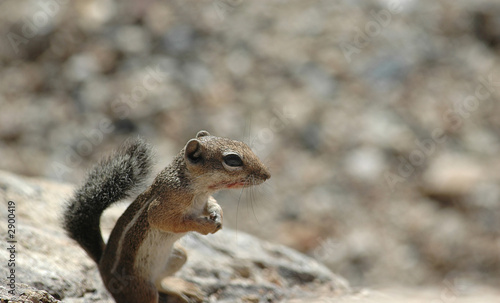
[185,139,203,163]
[196,130,210,138]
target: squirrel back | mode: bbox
[62,138,152,263]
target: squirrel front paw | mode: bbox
[195,215,222,235]
[209,211,222,233]
[190,198,223,235]
[207,201,223,234]
[195,204,222,235]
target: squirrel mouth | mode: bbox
[209,180,249,190]
[226,181,248,189]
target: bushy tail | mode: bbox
[63,138,152,263]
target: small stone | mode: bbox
[422,154,485,197]
[114,26,151,54]
[241,294,260,303]
[64,53,99,82]
[344,146,385,182]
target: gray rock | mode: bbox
[0,170,349,302]
[0,284,60,303]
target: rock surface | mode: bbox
[0,170,349,302]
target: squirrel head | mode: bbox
[183,130,271,192]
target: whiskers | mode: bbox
[235,175,257,232]
[235,183,245,233]
[235,174,272,228]
[245,176,260,225]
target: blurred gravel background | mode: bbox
[1,0,500,292]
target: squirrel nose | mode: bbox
[261,167,271,180]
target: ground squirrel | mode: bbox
[62,130,271,303]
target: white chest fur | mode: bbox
[191,193,210,215]
[135,229,185,281]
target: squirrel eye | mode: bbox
[223,153,243,167]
